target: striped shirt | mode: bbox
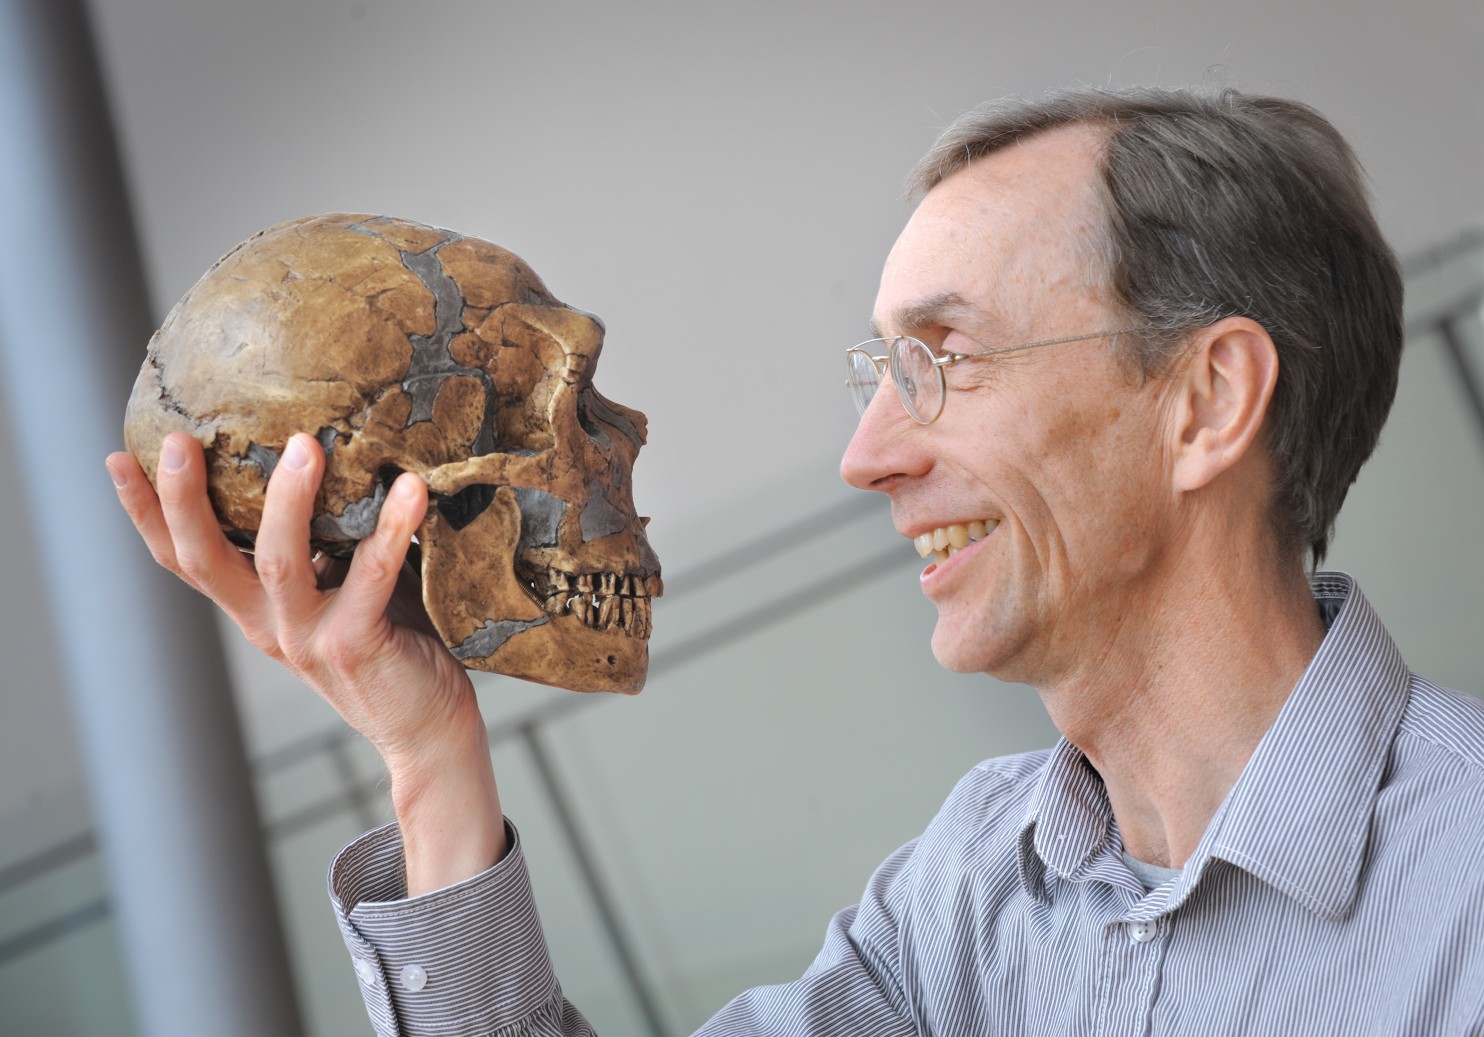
[330,573,1484,1034]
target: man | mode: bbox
[108,86,1484,1034]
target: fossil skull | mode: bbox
[124,213,661,693]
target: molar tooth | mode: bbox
[967,521,987,541]
[553,570,570,591]
[577,574,593,593]
[599,595,617,629]
[914,532,933,558]
[601,572,616,596]
[573,594,591,625]
[932,527,949,551]
[621,595,634,631]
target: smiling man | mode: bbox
[109,86,1484,1034]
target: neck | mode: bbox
[1034,541,1325,869]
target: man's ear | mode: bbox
[1170,317,1279,493]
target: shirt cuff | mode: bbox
[329,818,561,1037]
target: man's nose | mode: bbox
[840,382,930,492]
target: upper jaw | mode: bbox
[907,518,1001,562]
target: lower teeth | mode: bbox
[537,568,653,637]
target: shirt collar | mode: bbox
[1017,572,1411,919]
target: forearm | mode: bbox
[386,697,507,896]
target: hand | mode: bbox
[107,432,506,891]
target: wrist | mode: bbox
[386,701,507,896]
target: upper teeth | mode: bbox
[520,567,661,638]
[913,520,998,562]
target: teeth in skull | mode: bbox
[553,569,570,592]
[635,597,650,638]
[573,594,591,625]
[601,572,616,596]
[621,595,634,631]
[646,574,664,598]
[544,592,564,615]
[599,595,617,630]
[620,575,634,597]
[577,574,593,594]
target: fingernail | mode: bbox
[106,459,127,488]
[283,436,309,470]
[160,438,185,473]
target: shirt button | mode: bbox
[401,964,428,992]
[1129,920,1157,944]
[354,958,377,985]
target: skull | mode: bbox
[124,213,662,693]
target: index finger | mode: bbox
[252,433,328,631]
[108,438,257,597]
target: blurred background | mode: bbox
[1,0,1480,1033]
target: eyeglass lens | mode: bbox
[889,338,941,423]
[847,337,944,423]
[846,349,881,415]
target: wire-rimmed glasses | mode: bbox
[845,328,1141,425]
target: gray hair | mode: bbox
[911,87,1404,568]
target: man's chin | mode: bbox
[930,626,994,674]
[930,611,1033,678]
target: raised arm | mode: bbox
[107,431,503,894]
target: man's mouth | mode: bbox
[912,520,1000,563]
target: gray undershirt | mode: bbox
[1122,852,1180,891]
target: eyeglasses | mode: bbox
[845,328,1141,425]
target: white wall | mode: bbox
[1,1,1480,1033]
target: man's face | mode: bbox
[841,125,1181,687]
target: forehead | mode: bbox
[874,124,1108,337]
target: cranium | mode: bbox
[124,213,661,693]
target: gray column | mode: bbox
[0,2,303,1034]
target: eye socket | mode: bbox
[436,483,497,531]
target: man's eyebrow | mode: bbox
[868,292,996,340]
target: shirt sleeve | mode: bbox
[329,822,922,1037]
[328,818,594,1037]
